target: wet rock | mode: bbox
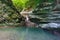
[25,21,37,27]
[39,23,60,28]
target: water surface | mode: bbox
[0,27,60,40]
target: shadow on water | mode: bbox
[0,27,60,40]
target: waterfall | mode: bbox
[25,16,29,22]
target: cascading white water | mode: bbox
[25,16,29,22]
[20,8,33,23]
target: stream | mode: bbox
[0,27,60,40]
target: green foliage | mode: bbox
[12,0,41,10]
[25,0,42,9]
[12,0,27,10]
[12,0,29,9]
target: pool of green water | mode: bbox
[0,27,60,40]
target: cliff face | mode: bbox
[0,0,20,23]
[0,0,60,24]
